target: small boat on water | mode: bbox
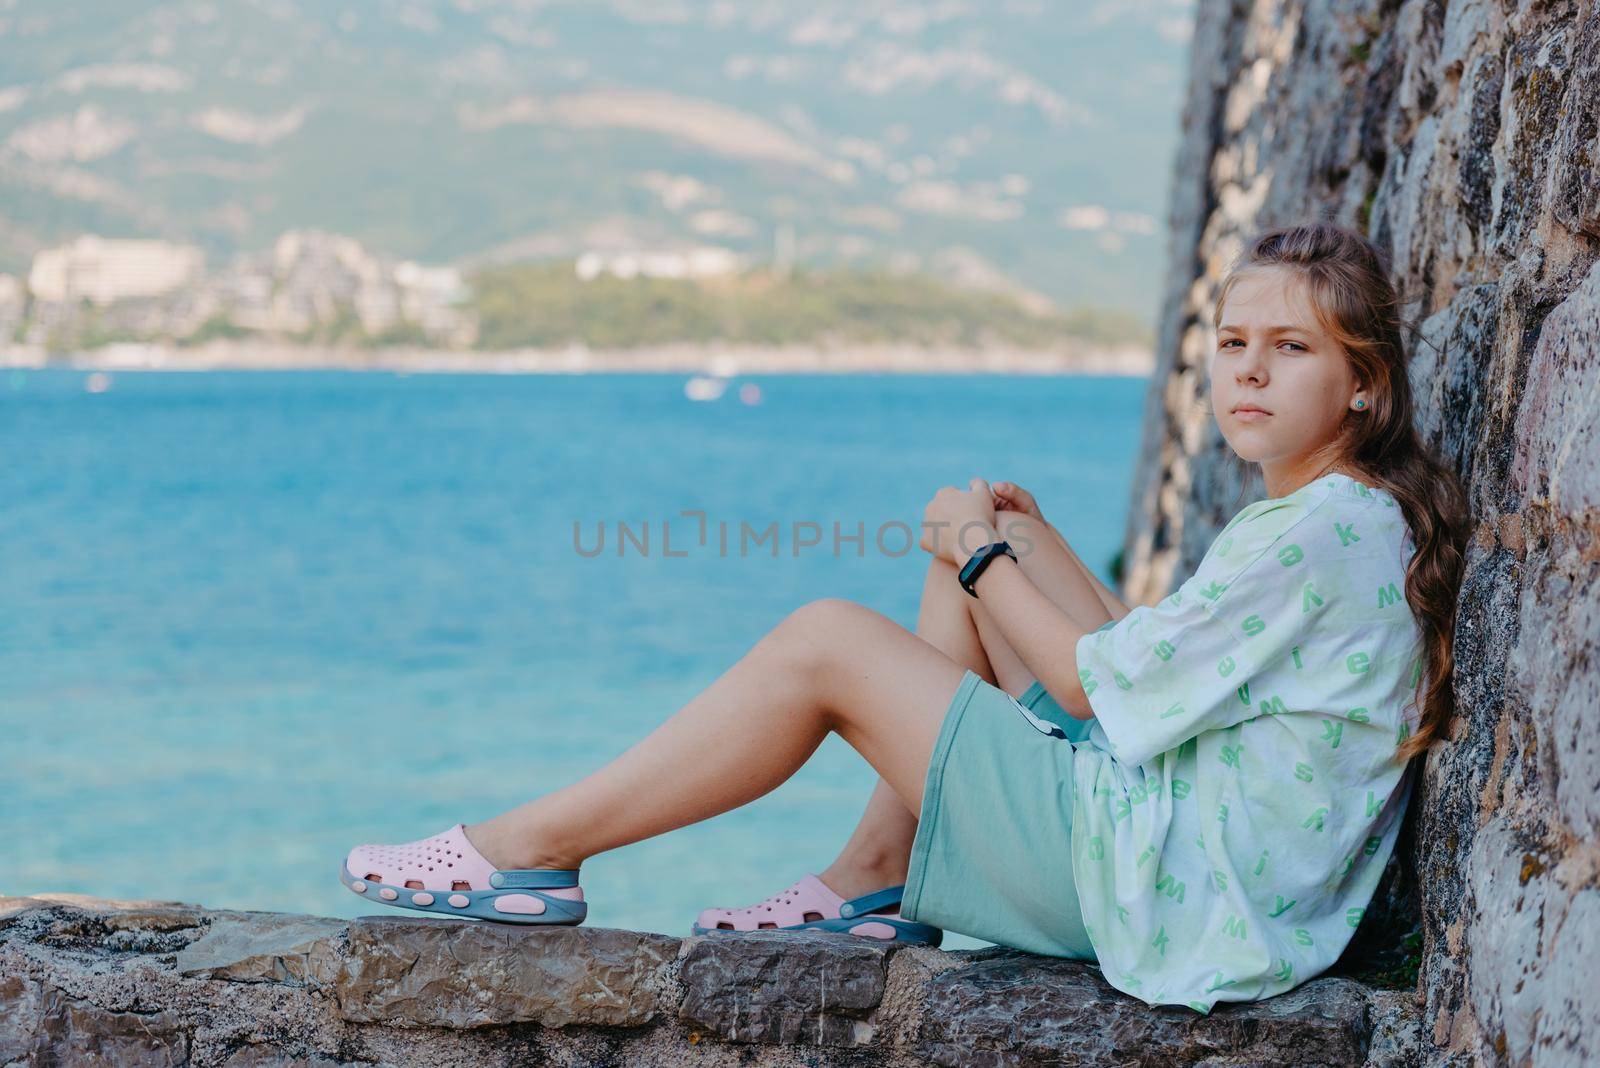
[684,375,728,401]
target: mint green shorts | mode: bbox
[900,669,1096,959]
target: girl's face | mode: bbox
[1209,266,1367,495]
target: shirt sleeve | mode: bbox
[1075,496,1318,766]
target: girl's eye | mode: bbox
[1217,339,1307,351]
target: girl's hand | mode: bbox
[920,477,999,566]
[992,481,1046,524]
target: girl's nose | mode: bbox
[1235,348,1265,379]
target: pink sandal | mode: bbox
[339,823,587,925]
[692,874,942,945]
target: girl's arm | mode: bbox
[958,522,1103,720]
[989,482,1131,621]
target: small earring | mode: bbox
[1354,399,1366,410]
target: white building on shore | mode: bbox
[575,246,741,282]
[28,236,204,305]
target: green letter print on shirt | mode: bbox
[1068,477,1425,1012]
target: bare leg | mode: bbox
[1029,516,1133,622]
[816,509,1129,898]
[463,598,970,872]
[813,554,996,899]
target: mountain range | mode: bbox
[0,0,1194,327]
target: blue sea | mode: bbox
[1,368,1145,949]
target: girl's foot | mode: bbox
[340,823,588,925]
[692,872,943,946]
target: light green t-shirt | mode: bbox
[1070,472,1425,1013]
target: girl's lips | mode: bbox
[1232,407,1272,420]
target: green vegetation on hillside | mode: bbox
[468,265,1151,351]
[27,264,1153,353]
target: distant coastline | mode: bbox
[0,340,1154,376]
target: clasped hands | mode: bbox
[919,478,1047,568]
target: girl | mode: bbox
[340,221,1469,1013]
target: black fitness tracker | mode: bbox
[958,540,1017,597]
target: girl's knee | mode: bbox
[778,598,896,678]
[782,597,864,641]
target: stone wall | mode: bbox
[0,894,1421,1066]
[1121,1,1599,1064]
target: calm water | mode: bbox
[1,368,1145,948]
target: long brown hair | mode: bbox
[1212,221,1470,765]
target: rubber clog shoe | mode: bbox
[340,823,587,925]
[692,873,941,946]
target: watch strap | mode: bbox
[959,540,1016,597]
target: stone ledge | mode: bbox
[0,894,1421,1066]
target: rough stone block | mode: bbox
[0,974,190,1066]
[174,912,347,984]
[313,915,680,1029]
[678,930,894,1047]
[914,950,1376,1066]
